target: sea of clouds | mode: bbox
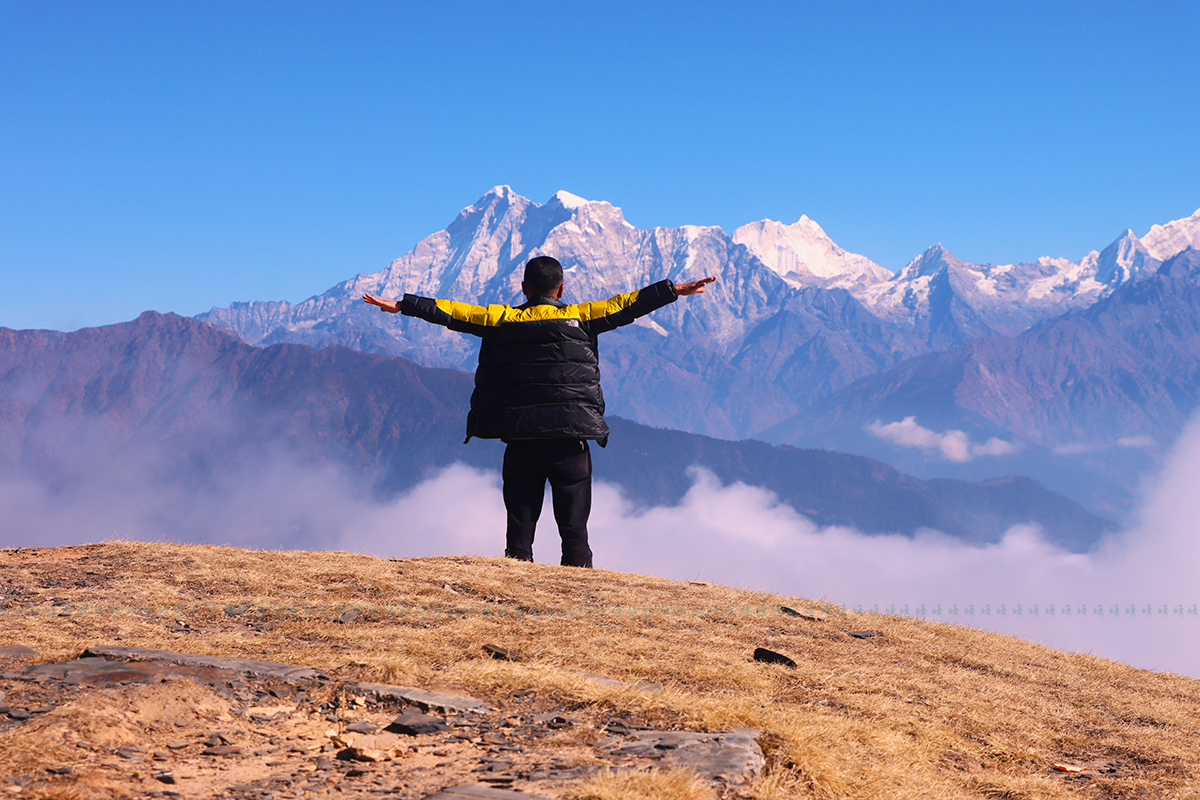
[4,417,1199,679]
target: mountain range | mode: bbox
[0,312,1112,549]
[197,188,1200,517]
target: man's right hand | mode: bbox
[363,294,401,313]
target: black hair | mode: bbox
[523,256,564,297]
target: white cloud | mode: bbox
[866,417,1017,462]
[1053,436,1158,455]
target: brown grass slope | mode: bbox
[1,543,1198,799]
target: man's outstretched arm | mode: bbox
[673,276,716,296]
[362,293,400,313]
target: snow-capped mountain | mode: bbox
[856,222,1177,347]
[732,216,891,291]
[1140,207,1200,260]
[200,187,926,438]
[199,189,1200,449]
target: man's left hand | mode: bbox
[674,276,716,296]
[363,294,401,313]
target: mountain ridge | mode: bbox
[0,312,1114,549]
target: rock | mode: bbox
[332,731,407,762]
[781,606,829,621]
[423,785,555,799]
[334,609,359,624]
[201,745,242,756]
[45,766,72,775]
[116,745,145,759]
[613,729,764,785]
[753,648,796,668]
[153,771,176,784]
[849,630,880,639]
[0,645,36,658]
[25,655,242,687]
[81,646,326,681]
[344,721,378,734]
[577,672,663,694]
[6,708,30,721]
[350,683,490,715]
[482,644,514,661]
[387,711,451,735]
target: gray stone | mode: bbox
[578,672,663,694]
[387,711,452,735]
[201,745,242,757]
[0,645,36,658]
[423,785,554,799]
[781,606,829,621]
[849,630,880,639]
[481,644,513,661]
[351,683,490,714]
[612,729,764,785]
[753,647,796,668]
[82,646,326,681]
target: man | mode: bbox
[363,256,715,567]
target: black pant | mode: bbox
[502,439,593,567]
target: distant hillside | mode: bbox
[0,313,1113,548]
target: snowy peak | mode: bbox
[732,216,891,287]
[1141,208,1200,261]
[1094,229,1156,285]
[548,189,590,211]
[896,244,963,281]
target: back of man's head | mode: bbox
[523,256,564,297]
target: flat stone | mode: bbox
[0,645,37,658]
[849,630,881,639]
[423,785,555,799]
[201,745,242,757]
[82,646,326,681]
[578,672,663,694]
[753,648,796,668]
[351,683,489,715]
[481,644,514,661]
[613,729,764,785]
[387,711,452,735]
[26,656,245,687]
[780,606,829,621]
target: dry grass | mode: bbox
[2,542,1199,798]
[565,768,717,800]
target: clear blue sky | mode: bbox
[3,0,1198,332]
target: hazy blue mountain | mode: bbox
[763,248,1200,517]
[0,312,1113,549]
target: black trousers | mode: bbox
[502,439,593,567]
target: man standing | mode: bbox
[364,256,715,567]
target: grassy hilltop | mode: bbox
[1,543,1198,799]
